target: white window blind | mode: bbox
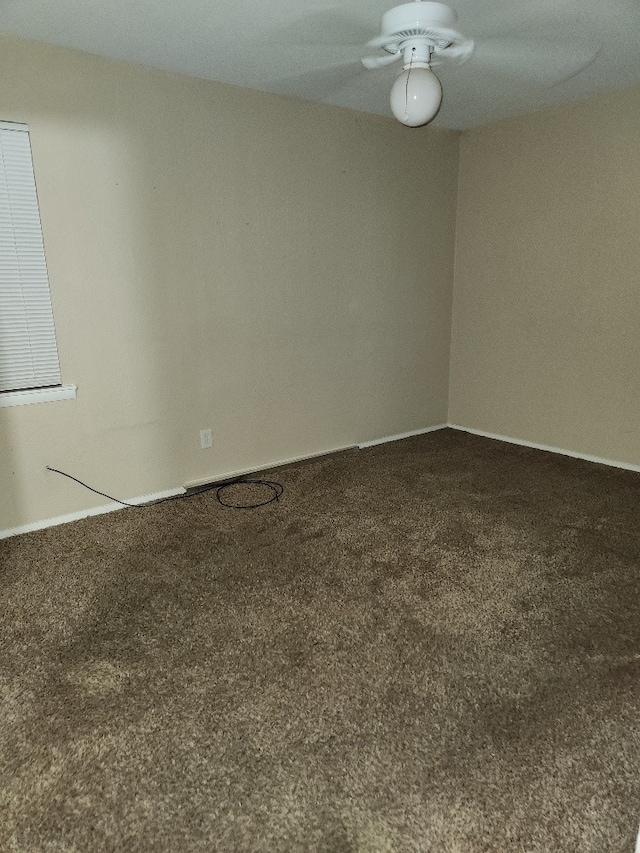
[0,121,62,393]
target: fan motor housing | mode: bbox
[381,1,457,37]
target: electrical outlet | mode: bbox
[200,428,213,449]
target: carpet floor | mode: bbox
[1,429,639,852]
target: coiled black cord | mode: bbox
[45,466,283,510]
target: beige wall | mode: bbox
[449,87,640,466]
[0,35,459,531]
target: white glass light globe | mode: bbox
[390,67,442,127]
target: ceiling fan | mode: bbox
[273,0,599,129]
[361,1,473,126]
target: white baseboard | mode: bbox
[358,424,447,449]
[185,443,357,489]
[0,486,186,541]
[6,422,634,541]
[447,424,640,473]
[1,430,447,539]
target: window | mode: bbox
[0,121,74,408]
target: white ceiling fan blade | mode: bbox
[271,60,365,100]
[271,7,374,47]
[468,5,593,42]
[472,38,599,87]
[361,53,402,70]
[366,34,394,51]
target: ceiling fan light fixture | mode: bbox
[362,2,474,128]
[390,65,442,127]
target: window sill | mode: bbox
[0,384,77,408]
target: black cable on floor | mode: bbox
[215,480,283,509]
[45,466,283,510]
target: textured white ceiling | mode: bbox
[1,0,639,128]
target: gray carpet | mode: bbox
[1,429,639,852]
